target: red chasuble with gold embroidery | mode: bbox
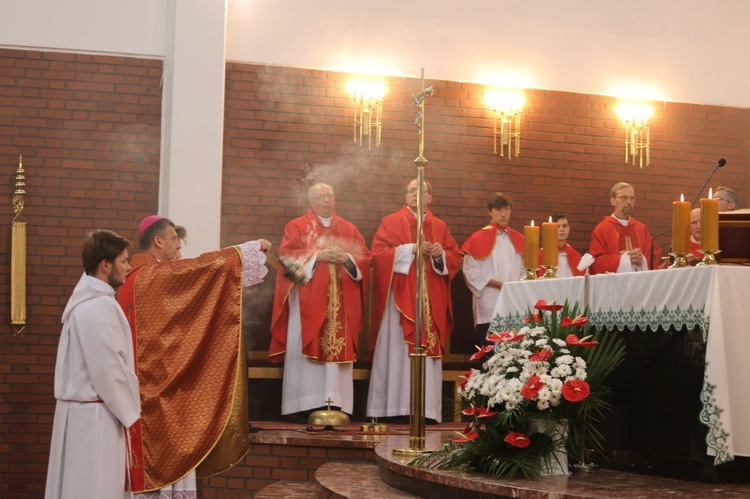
[589,216,661,274]
[460,222,524,259]
[369,206,461,358]
[117,249,248,492]
[269,209,371,364]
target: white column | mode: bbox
[160,0,227,257]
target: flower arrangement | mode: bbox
[413,300,625,479]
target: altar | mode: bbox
[489,266,750,480]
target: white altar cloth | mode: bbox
[490,266,750,465]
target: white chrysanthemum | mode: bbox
[537,399,550,410]
[552,338,567,347]
[555,354,574,366]
[550,392,562,406]
[534,338,549,347]
[537,386,552,402]
[574,357,587,368]
[575,368,587,380]
[551,364,573,378]
[559,348,571,355]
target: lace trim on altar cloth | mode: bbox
[490,305,710,340]
[238,240,268,287]
[699,362,732,465]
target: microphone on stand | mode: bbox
[690,158,727,207]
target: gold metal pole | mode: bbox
[394,69,433,456]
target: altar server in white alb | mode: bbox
[45,230,141,499]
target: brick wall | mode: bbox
[0,48,162,497]
[221,63,750,253]
[1,53,749,496]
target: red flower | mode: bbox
[562,379,591,402]
[529,348,552,362]
[451,430,479,443]
[470,344,494,361]
[461,405,499,419]
[534,299,563,311]
[565,333,599,348]
[487,331,512,342]
[560,316,589,328]
[487,330,525,343]
[504,432,531,448]
[521,375,544,399]
[523,313,540,324]
[458,368,474,389]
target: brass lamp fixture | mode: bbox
[485,89,524,158]
[617,102,653,168]
[349,80,385,149]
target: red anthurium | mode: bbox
[463,405,500,419]
[451,430,479,443]
[470,344,494,361]
[562,379,591,402]
[560,316,589,328]
[529,348,552,362]
[521,375,544,399]
[504,432,531,448]
[523,313,540,324]
[487,331,513,342]
[458,368,474,389]
[566,333,599,348]
[534,299,563,311]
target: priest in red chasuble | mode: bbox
[589,182,661,274]
[461,192,525,338]
[269,183,371,417]
[117,216,270,494]
[366,178,461,423]
[688,207,702,263]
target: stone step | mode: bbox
[315,462,421,498]
[255,480,323,498]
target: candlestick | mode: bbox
[523,221,539,277]
[671,194,690,255]
[700,191,719,251]
[542,218,558,268]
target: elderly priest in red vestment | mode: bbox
[117,215,271,495]
[589,182,661,274]
[366,178,461,423]
[269,183,372,418]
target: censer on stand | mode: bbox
[307,398,350,431]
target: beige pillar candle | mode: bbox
[524,221,539,270]
[672,194,690,254]
[542,217,558,267]
[700,189,719,251]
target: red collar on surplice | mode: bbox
[460,222,524,259]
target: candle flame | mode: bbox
[680,193,684,202]
[531,220,535,227]
[709,188,713,199]
[548,215,552,223]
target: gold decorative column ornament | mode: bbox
[11,155,27,336]
[394,68,433,456]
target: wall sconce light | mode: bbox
[485,90,524,158]
[348,80,385,149]
[617,102,652,168]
